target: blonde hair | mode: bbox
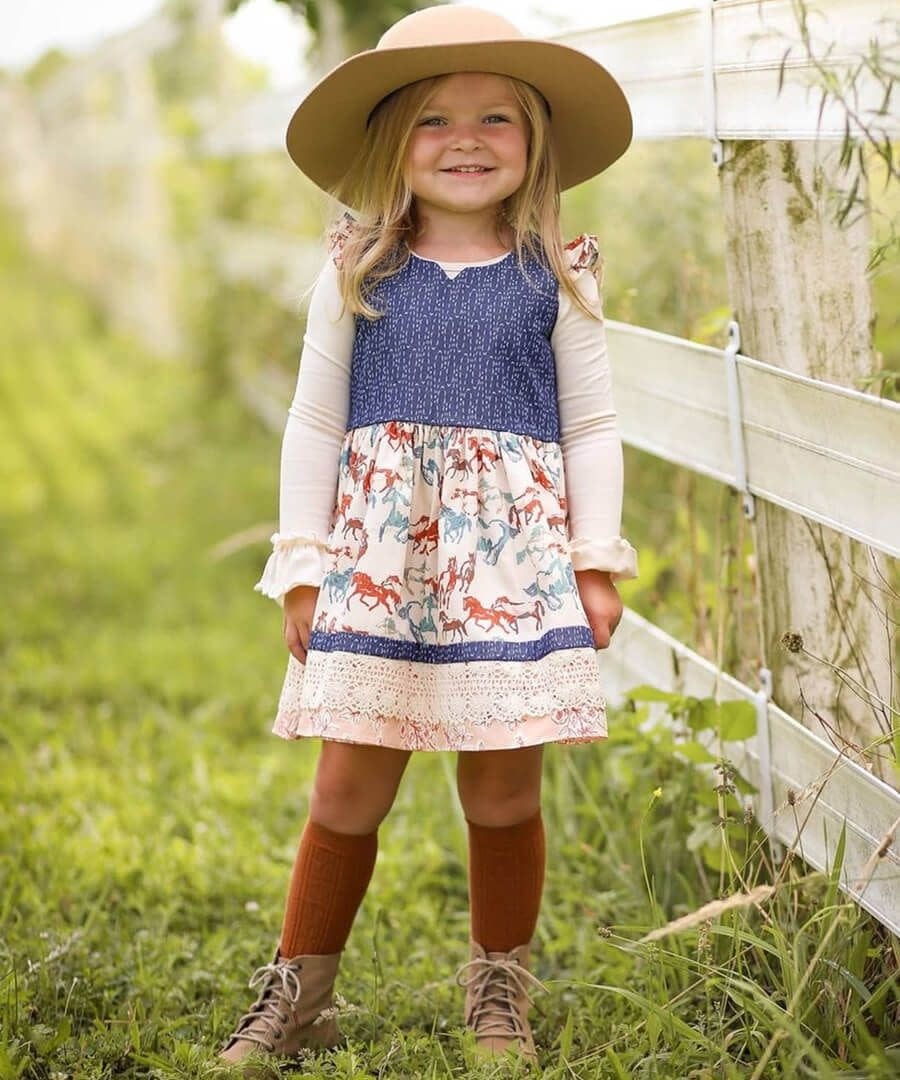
[330,74,601,321]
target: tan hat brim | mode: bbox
[286,38,632,194]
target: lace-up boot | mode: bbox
[219,950,341,1070]
[456,940,546,1064]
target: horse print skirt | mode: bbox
[271,419,608,751]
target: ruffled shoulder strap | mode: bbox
[563,233,601,276]
[326,211,358,269]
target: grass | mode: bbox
[1,215,898,1079]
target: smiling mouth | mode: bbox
[442,165,493,174]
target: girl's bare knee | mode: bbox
[460,787,541,826]
[457,746,543,826]
[310,774,393,833]
[309,743,409,833]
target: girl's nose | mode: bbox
[450,124,482,151]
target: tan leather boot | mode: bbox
[456,940,546,1065]
[219,950,341,1071]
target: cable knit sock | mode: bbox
[467,810,546,952]
[279,819,378,958]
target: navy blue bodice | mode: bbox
[347,252,561,442]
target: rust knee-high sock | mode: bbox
[467,810,546,953]
[279,819,378,958]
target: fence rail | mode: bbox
[606,322,900,558]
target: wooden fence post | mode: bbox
[718,140,894,776]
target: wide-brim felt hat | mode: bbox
[286,4,633,194]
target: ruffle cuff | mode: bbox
[253,533,329,605]
[568,536,638,581]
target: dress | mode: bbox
[255,227,638,751]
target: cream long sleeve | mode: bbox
[553,265,638,582]
[254,251,638,603]
[253,257,353,605]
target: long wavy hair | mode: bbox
[330,74,602,321]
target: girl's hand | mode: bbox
[283,584,320,663]
[574,569,623,650]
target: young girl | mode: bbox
[219,4,637,1070]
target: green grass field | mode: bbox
[1,218,897,1079]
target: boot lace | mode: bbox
[457,954,546,1041]
[227,959,303,1051]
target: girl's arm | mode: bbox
[553,251,638,583]
[254,256,355,606]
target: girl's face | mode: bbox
[405,72,529,224]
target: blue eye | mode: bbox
[485,114,511,124]
[419,116,445,127]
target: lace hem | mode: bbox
[568,536,638,581]
[271,648,608,751]
[254,532,329,603]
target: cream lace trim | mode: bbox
[272,648,608,750]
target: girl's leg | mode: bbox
[221,742,411,1065]
[280,740,412,958]
[456,745,545,952]
[455,745,546,1063]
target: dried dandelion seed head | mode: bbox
[641,885,777,942]
[781,631,804,653]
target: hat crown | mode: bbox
[377,5,524,51]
